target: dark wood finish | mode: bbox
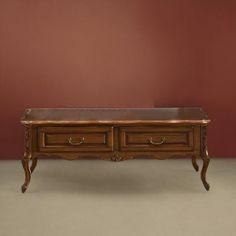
[119,126,194,151]
[21,108,211,192]
[192,155,199,172]
[21,125,32,193]
[30,158,38,173]
[201,125,210,190]
[21,107,210,124]
[38,126,113,152]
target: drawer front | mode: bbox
[38,126,113,152]
[119,126,194,151]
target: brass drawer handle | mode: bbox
[68,137,85,146]
[149,137,166,145]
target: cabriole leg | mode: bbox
[30,158,38,173]
[200,125,210,191]
[21,158,31,193]
[192,155,199,172]
[201,149,210,191]
[21,124,33,193]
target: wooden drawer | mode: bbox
[119,126,194,151]
[38,126,113,152]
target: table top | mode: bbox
[21,107,210,124]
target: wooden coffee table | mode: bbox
[21,107,211,192]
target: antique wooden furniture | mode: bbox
[21,108,211,193]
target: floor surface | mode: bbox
[0,158,236,236]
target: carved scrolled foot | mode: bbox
[192,156,199,172]
[30,158,38,173]
[200,125,210,191]
[21,159,31,193]
[111,151,123,161]
[201,155,210,191]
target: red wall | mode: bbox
[0,0,236,159]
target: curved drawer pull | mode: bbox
[68,137,85,146]
[149,137,166,145]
